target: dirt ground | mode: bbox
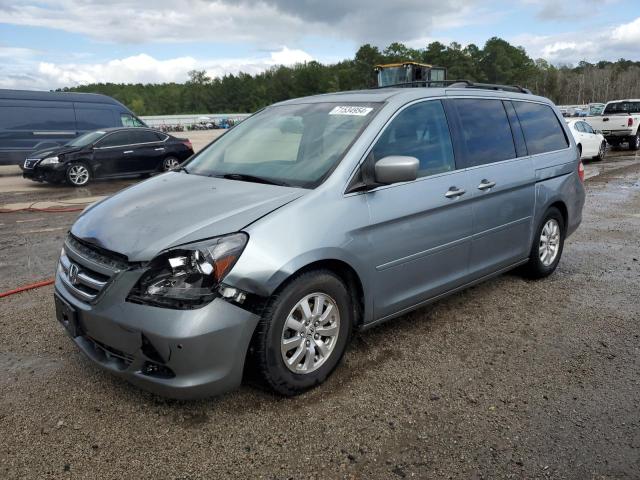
[0,147,639,479]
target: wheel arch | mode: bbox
[548,200,568,231]
[268,258,366,327]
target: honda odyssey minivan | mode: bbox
[54,83,585,399]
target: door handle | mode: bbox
[123,150,133,154]
[154,147,165,151]
[477,179,496,190]
[445,187,466,199]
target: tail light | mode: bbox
[628,118,634,127]
[182,139,193,150]
[578,160,585,182]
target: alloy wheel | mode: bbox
[280,292,340,374]
[68,165,89,185]
[163,157,180,171]
[539,219,561,267]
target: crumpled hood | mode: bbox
[31,145,82,160]
[71,172,306,261]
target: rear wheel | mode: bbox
[251,270,353,396]
[162,156,180,171]
[593,141,606,161]
[66,162,91,187]
[629,132,640,151]
[521,207,565,279]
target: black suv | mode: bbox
[23,127,194,186]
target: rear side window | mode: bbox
[130,130,161,143]
[513,101,569,155]
[0,105,75,130]
[604,101,640,115]
[371,100,455,178]
[76,108,115,130]
[451,99,516,167]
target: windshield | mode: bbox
[378,67,409,87]
[66,131,106,147]
[604,101,640,115]
[185,102,381,188]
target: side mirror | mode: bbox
[374,156,419,184]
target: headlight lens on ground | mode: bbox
[40,156,59,165]
[127,232,248,309]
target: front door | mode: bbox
[364,99,474,320]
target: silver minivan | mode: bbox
[55,84,585,398]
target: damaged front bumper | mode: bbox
[54,268,260,399]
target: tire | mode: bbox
[593,141,606,161]
[162,156,180,171]
[66,162,91,187]
[629,132,640,151]
[251,270,353,396]
[521,207,565,279]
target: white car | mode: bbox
[567,119,607,161]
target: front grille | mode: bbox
[23,158,39,169]
[58,235,127,302]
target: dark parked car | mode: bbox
[0,88,147,166]
[23,127,194,186]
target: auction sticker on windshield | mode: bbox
[329,106,373,116]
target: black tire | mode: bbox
[251,270,353,396]
[162,156,180,171]
[629,132,640,151]
[521,207,565,279]
[593,141,606,161]
[65,162,91,187]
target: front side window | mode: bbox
[514,101,569,155]
[96,131,131,148]
[186,102,380,188]
[66,130,106,147]
[582,122,594,134]
[120,114,145,127]
[574,122,585,133]
[371,100,455,178]
[452,98,516,167]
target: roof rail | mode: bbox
[373,79,531,94]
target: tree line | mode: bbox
[61,37,640,115]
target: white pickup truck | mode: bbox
[586,99,640,150]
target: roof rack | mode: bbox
[374,79,532,94]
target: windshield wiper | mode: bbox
[177,166,190,174]
[217,173,288,186]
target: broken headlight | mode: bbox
[127,233,248,309]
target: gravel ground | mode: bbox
[1,157,639,479]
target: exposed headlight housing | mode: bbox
[40,156,60,165]
[127,232,248,309]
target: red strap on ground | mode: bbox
[0,279,55,298]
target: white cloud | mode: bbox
[512,16,640,64]
[0,0,481,47]
[520,0,621,20]
[0,48,317,90]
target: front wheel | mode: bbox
[66,162,91,187]
[521,207,565,279]
[251,270,353,396]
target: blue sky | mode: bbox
[1,0,639,89]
